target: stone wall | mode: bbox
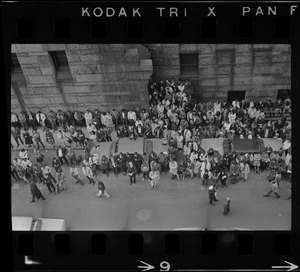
[11,44,153,113]
[146,44,291,102]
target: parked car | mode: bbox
[12,216,67,231]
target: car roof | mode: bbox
[117,137,144,154]
[37,218,66,231]
[12,216,33,231]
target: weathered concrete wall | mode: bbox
[11,44,153,113]
[146,44,291,102]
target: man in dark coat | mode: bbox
[117,153,127,175]
[30,181,46,202]
[56,146,69,166]
[132,152,143,174]
[127,161,137,185]
[208,185,219,205]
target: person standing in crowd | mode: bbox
[30,180,46,203]
[27,111,36,130]
[23,129,34,148]
[19,111,28,131]
[76,129,86,147]
[223,197,231,215]
[41,165,57,184]
[219,168,228,187]
[32,129,45,149]
[169,157,179,180]
[208,185,219,205]
[66,146,77,165]
[33,164,44,184]
[11,162,20,182]
[74,111,85,127]
[19,148,28,160]
[57,170,68,192]
[211,170,220,189]
[82,164,95,185]
[202,169,211,187]
[263,180,280,199]
[52,157,62,173]
[11,112,20,128]
[36,111,47,131]
[33,148,44,164]
[70,164,84,186]
[101,155,110,177]
[84,109,93,127]
[149,170,159,189]
[127,161,137,185]
[253,152,261,174]
[57,110,68,131]
[49,110,58,131]
[132,152,143,175]
[56,146,69,166]
[45,128,55,148]
[96,180,111,199]
[141,160,150,181]
[110,154,119,177]
[11,126,24,148]
[43,171,57,194]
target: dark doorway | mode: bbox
[227,91,246,103]
[277,89,291,100]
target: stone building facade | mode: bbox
[11,44,152,113]
[11,44,291,113]
[144,44,291,102]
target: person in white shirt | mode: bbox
[19,149,28,160]
[11,112,19,127]
[36,111,47,130]
[127,110,137,123]
[84,110,93,127]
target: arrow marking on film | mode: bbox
[272,261,298,271]
[24,256,41,265]
[138,260,155,271]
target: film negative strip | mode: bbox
[2,0,300,271]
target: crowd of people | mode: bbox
[11,77,292,203]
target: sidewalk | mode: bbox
[11,125,119,152]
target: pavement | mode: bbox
[11,137,291,230]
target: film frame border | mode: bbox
[2,0,300,271]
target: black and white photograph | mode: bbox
[11,44,291,230]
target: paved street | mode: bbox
[11,147,291,231]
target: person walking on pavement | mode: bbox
[208,185,219,205]
[56,146,69,166]
[43,172,57,194]
[11,126,24,147]
[32,129,45,149]
[263,180,280,198]
[202,169,211,187]
[82,164,95,185]
[223,197,231,215]
[30,180,46,203]
[33,164,44,184]
[11,162,20,181]
[110,154,119,177]
[96,180,111,199]
[19,148,28,160]
[127,161,137,185]
[70,164,84,186]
